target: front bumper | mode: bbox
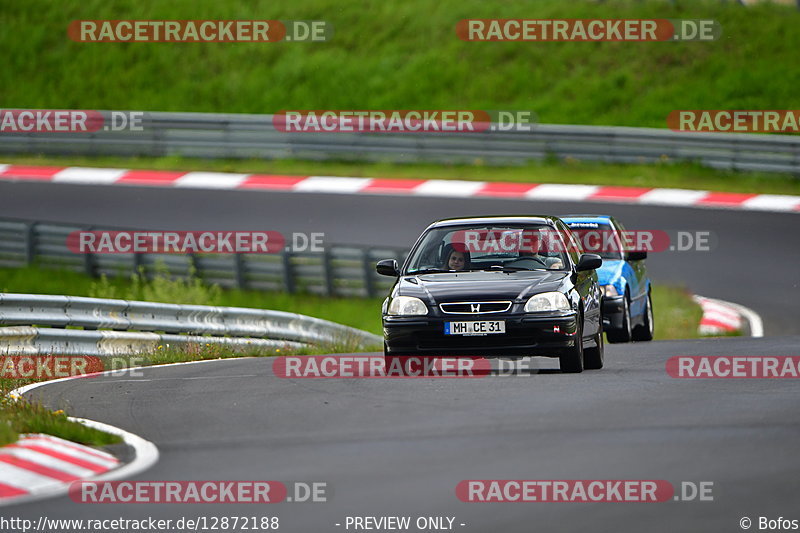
[602,295,625,330]
[383,311,579,357]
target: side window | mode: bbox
[612,218,632,253]
[556,221,582,265]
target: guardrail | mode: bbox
[0,326,305,357]
[1,111,798,175]
[0,293,383,356]
[0,218,407,299]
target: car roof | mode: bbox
[427,215,559,229]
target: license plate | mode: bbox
[444,321,506,336]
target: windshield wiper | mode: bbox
[408,268,451,275]
[472,265,531,272]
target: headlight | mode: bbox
[387,296,428,316]
[524,292,571,312]
[603,285,618,297]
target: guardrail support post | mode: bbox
[25,223,36,265]
[323,250,335,296]
[363,249,375,298]
[133,252,143,276]
[235,253,246,289]
[84,251,96,277]
[282,250,295,293]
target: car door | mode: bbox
[613,218,646,317]
[557,220,601,339]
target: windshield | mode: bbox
[405,223,570,274]
[565,222,624,260]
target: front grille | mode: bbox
[439,301,512,314]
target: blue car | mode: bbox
[562,215,654,343]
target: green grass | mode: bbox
[4,154,800,196]
[0,388,122,447]
[652,285,704,340]
[1,0,798,128]
[2,402,122,447]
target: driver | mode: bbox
[442,244,470,271]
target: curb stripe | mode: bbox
[526,184,599,200]
[362,178,428,192]
[590,186,652,199]
[0,462,63,491]
[413,179,486,197]
[0,447,97,477]
[475,182,539,197]
[293,176,372,193]
[2,165,63,179]
[14,438,118,468]
[0,483,27,498]
[1,163,798,213]
[0,455,80,482]
[52,167,128,184]
[637,188,709,206]
[116,170,187,185]
[698,192,758,206]
[22,435,118,462]
[175,172,249,189]
[239,174,306,189]
[693,295,763,337]
[10,444,111,472]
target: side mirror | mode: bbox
[576,253,602,272]
[376,259,399,277]
[626,251,648,261]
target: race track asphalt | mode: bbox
[12,336,800,533]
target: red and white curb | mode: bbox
[1,164,799,213]
[2,375,160,506]
[0,433,118,501]
[693,295,764,337]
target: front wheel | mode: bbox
[632,290,654,341]
[606,295,632,343]
[559,323,584,373]
[583,320,604,370]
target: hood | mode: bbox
[399,270,569,303]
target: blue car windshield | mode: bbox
[566,222,624,260]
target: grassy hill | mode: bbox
[2,0,798,127]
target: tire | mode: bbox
[559,320,584,373]
[632,290,654,342]
[606,294,632,344]
[583,319,604,370]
